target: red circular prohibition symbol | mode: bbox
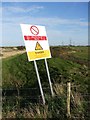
[30,26,39,35]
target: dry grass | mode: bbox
[54,83,65,95]
[2,105,50,118]
[0,48,25,59]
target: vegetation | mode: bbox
[2,46,89,119]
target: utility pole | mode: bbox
[69,38,72,46]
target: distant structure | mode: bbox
[62,41,64,46]
[73,42,75,46]
[69,38,72,46]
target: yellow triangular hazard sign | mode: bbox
[35,42,43,50]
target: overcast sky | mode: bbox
[1,1,88,46]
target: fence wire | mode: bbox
[1,84,90,119]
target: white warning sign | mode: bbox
[20,24,51,61]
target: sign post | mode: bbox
[20,24,54,104]
[34,60,45,105]
[45,58,54,97]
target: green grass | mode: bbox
[50,46,89,66]
[2,46,89,119]
[2,50,88,89]
[69,46,88,60]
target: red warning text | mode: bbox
[24,36,47,40]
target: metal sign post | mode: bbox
[45,58,54,97]
[34,60,45,105]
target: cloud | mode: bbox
[2,5,44,14]
[2,15,88,28]
[2,21,88,47]
[2,15,88,45]
[1,2,88,46]
[2,3,88,27]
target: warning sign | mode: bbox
[20,24,51,61]
[35,42,43,50]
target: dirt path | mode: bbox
[0,49,26,59]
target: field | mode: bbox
[0,47,25,59]
[1,46,89,119]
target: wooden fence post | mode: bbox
[67,80,71,118]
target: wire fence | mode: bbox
[2,84,90,119]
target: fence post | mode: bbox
[67,80,71,119]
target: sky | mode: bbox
[1,0,89,2]
[1,1,88,46]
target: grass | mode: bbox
[2,46,89,119]
[2,52,87,89]
[69,46,88,60]
[50,46,89,66]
